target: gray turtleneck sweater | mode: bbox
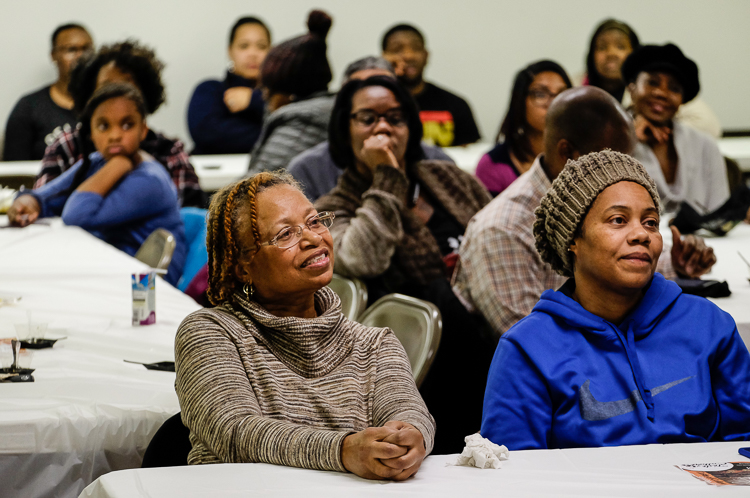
[175,286,435,468]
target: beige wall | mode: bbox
[1,0,748,153]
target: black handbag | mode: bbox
[670,185,750,237]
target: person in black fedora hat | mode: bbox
[622,43,700,103]
[623,43,729,214]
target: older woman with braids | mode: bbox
[174,171,434,480]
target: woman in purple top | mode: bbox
[476,61,571,196]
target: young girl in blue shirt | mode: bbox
[9,83,186,285]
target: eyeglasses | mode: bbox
[528,89,564,107]
[259,212,335,250]
[350,109,408,128]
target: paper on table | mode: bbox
[676,462,750,486]
[450,433,509,469]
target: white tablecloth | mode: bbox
[695,223,750,327]
[0,220,200,498]
[79,442,750,497]
[657,222,750,349]
[1,214,747,498]
[189,154,248,191]
[6,136,743,194]
[718,137,750,172]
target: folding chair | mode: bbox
[328,273,368,320]
[135,228,176,273]
[359,293,442,387]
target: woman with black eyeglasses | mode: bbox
[315,76,493,454]
[475,60,572,197]
[175,171,434,479]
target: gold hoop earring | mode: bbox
[243,283,254,299]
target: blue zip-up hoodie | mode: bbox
[481,273,750,450]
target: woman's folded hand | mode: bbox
[341,421,426,481]
[380,420,426,481]
[341,425,408,480]
[341,420,426,481]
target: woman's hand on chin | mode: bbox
[341,422,425,480]
[633,114,671,144]
[360,134,401,171]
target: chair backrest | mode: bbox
[141,412,192,468]
[177,208,208,291]
[328,274,368,320]
[0,174,36,191]
[135,229,176,271]
[358,293,442,387]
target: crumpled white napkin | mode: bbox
[451,433,509,469]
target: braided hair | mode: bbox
[206,171,300,305]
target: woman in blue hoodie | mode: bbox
[481,150,750,450]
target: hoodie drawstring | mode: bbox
[615,323,655,422]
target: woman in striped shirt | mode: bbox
[175,171,435,480]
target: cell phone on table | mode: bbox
[739,447,750,459]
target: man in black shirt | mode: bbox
[3,23,93,161]
[381,23,480,147]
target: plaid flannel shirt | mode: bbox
[453,157,676,340]
[35,126,203,207]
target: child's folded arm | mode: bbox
[61,163,177,229]
[27,158,87,218]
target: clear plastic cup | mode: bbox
[0,340,13,369]
[14,316,48,341]
[17,349,33,370]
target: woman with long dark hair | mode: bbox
[584,19,640,102]
[316,75,493,454]
[475,60,571,196]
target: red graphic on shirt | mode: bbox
[420,111,455,147]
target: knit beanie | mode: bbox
[259,10,332,99]
[533,150,660,277]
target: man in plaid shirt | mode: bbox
[453,87,716,339]
[35,123,203,208]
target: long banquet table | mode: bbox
[1,218,747,497]
[79,442,750,497]
[4,136,749,192]
[0,219,201,498]
[76,222,750,498]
